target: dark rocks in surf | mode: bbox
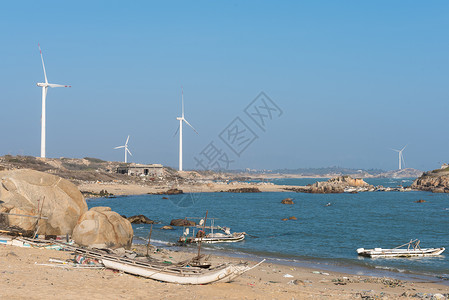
[127,215,155,224]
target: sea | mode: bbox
[87,178,449,284]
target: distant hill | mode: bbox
[372,168,423,178]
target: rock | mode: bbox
[286,176,373,194]
[72,207,133,249]
[281,218,288,221]
[227,187,261,193]
[162,197,168,199]
[411,169,449,193]
[170,219,196,227]
[281,198,294,204]
[160,225,173,230]
[414,199,426,203]
[165,188,183,195]
[0,169,87,235]
[127,215,154,224]
[289,216,297,220]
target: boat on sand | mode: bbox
[357,239,445,258]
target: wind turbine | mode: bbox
[174,88,198,171]
[36,44,71,158]
[114,135,132,163]
[392,145,407,170]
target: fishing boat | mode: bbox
[102,258,263,285]
[357,239,445,258]
[178,217,246,244]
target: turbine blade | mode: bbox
[391,149,400,152]
[181,86,184,118]
[127,148,133,156]
[183,119,198,134]
[401,145,407,151]
[114,146,125,149]
[38,43,48,84]
[126,135,130,145]
[48,83,71,88]
[173,124,180,137]
[401,153,406,168]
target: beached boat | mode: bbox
[357,240,445,258]
[102,258,262,285]
[178,217,246,244]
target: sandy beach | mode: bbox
[1,242,448,300]
[78,181,295,196]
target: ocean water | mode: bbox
[87,178,449,282]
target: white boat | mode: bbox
[178,217,246,244]
[101,258,264,285]
[357,239,445,258]
[179,232,246,244]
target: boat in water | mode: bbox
[357,239,445,258]
[178,217,246,244]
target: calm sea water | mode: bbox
[87,178,449,282]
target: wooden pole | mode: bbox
[196,210,208,259]
[146,224,153,256]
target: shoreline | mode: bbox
[141,239,449,287]
[1,241,448,299]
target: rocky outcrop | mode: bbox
[286,176,374,194]
[411,168,449,193]
[227,187,261,193]
[0,169,87,235]
[170,219,196,227]
[281,198,294,204]
[127,215,154,224]
[165,188,183,195]
[72,207,133,249]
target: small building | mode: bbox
[116,164,163,177]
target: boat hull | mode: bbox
[357,247,445,258]
[101,259,250,285]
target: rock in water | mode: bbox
[0,169,87,235]
[165,188,183,195]
[72,207,133,249]
[160,225,173,230]
[127,215,154,224]
[170,219,196,226]
[227,187,261,193]
[281,198,294,204]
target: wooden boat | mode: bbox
[47,239,265,285]
[357,239,445,258]
[101,258,263,285]
[179,232,246,244]
[178,217,246,244]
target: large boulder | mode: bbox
[72,207,133,249]
[0,169,87,235]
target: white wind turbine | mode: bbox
[174,88,198,171]
[36,44,71,158]
[114,135,132,163]
[392,145,407,170]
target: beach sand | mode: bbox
[78,181,294,196]
[1,243,447,299]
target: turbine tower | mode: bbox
[175,88,198,171]
[36,44,71,158]
[392,145,407,170]
[114,135,132,163]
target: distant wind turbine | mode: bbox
[114,135,132,163]
[36,44,71,158]
[174,88,198,171]
[392,145,407,170]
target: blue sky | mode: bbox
[0,1,448,171]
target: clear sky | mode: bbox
[0,1,448,171]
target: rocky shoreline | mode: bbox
[411,167,449,193]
